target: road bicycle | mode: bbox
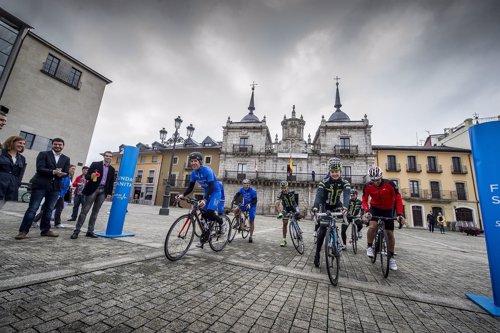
[317,210,347,286]
[287,211,304,255]
[348,216,363,254]
[164,197,230,261]
[370,215,402,278]
[228,204,250,242]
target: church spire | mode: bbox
[327,76,350,122]
[248,81,257,114]
[241,81,260,123]
[334,76,342,110]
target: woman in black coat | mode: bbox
[0,136,27,209]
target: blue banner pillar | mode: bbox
[466,121,500,316]
[97,145,139,238]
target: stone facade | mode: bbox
[219,83,375,215]
[0,30,110,180]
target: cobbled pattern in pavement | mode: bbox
[1,201,499,332]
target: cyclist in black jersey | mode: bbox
[276,180,300,247]
[311,157,350,267]
[341,189,364,246]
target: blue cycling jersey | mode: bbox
[190,166,221,195]
[237,187,257,207]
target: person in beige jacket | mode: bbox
[437,212,447,234]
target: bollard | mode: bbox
[465,121,500,316]
[97,145,139,238]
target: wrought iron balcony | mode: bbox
[223,170,368,185]
[406,164,422,173]
[426,164,443,173]
[333,145,358,156]
[233,144,253,155]
[451,165,468,174]
[385,163,401,172]
[147,177,154,183]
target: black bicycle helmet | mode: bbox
[280,180,288,188]
[188,151,203,164]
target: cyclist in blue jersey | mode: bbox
[178,152,223,248]
[232,179,258,243]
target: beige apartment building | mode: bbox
[0,8,111,180]
[111,136,221,207]
[373,145,481,229]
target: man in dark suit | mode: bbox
[71,151,115,239]
[16,138,70,239]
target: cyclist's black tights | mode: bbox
[315,224,327,260]
[201,209,222,224]
[341,221,363,245]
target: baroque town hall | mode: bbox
[219,82,375,215]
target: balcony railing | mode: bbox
[426,164,443,173]
[147,177,154,183]
[406,164,422,173]
[385,163,401,172]
[401,188,463,201]
[135,176,142,183]
[451,165,468,174]
[311,144,321,153]
[223,170,368,185]
[333,145,358,156]
[233,144,253,154]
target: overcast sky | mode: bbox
[2,0,500,164]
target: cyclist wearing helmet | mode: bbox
[178,152,223,248]
[341,189,364,247]
[362,165,405,271]
[276,180,300,247]
[232,179,258,243]
[311,157,350,267]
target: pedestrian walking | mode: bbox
[427,212,435,232]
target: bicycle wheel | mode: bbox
[228,216,240,243]
[241,216,249,239]
[351,223,358,254]
[209,216,230,252]
[380,230,390,278]
[164,214,195,261]
[289,220,304,254]
[22,191,31,203]
[325,229,340,286]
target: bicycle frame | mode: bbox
[370,216,395,278]
[317,210,347,286]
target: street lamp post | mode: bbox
[159,116,183,215]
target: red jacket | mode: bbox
[72,174,88,196]
[362,179,403,215]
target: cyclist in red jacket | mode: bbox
[362,165,405,271]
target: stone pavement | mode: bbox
[1,201,499,332]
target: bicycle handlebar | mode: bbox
[175,196,199,207]
[369,215,404,229]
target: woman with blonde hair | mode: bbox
[0,136,27,209]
